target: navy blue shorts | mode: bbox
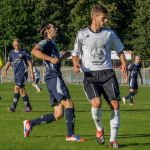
[45,76,71,107]
[83,70,120,104]
[14,72,28,87]
[129,78,138,89]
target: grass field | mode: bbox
[0,83,150,150]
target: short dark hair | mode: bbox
[40,23,56,38]
[91,4,108,18]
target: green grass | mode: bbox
[0,83,150,150]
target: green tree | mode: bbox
[131,0,150,59]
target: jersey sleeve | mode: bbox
[72,31,82,56]
[24,49,32,61]
[37,40,47,51]
[110,30,124,53]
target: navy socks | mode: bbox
[30,113,56,127]
[13,93,20,108]
[65,108,75,137]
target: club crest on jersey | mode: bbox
[19,54,23,58]
[91,48,105,65]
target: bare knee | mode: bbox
[110,100,119,110]
[61,99,74,109]
[14,85,20,93]
[54,110,64,120]
[91,97,102,108]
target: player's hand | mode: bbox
[63,51,71,58]
[50,58,60,64]
[60,51,71,61]
[73,64,80,73]
[2,71,7,78]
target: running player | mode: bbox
[32,66,41,92]
[72,4,127,148]
[23,23,85,142]
[3,38,33,112]
[122,55,143,105]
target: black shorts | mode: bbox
[14,72,28,87]
[83,69,120,103]
[45,76,71,107]
[129,78,138,89]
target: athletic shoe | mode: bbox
[129,103,134,106]
[66,135,85,142]
[96,129,105,144]
[23,120,31,138]
[109,141,119,149]
[32,83,41,92]
[8,106,16,112]
[122,97,126,104]
[25,107,32,112]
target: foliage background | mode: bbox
[0,0,149,60]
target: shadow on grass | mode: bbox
[120,142,150,148]
[118,133,150,138]
[121,109,150,112]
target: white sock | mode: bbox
[91,107,103,131]
[110,110,120,142]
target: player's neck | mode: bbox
[90,24,102,33]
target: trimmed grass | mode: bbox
[0,83,150,150]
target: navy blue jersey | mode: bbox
[128,63,141,80]
[38,39,61,80]
[8,49,32,77]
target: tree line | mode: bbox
[0,0,149,60]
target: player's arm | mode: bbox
[27,61,34,80]
[3,61,11,78]
[139,70,143,84]
[72,32,82,73]
[72,56,80,73]
[118,51,127,82]
[31,44,59,64]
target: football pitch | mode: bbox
[0,83,150,150]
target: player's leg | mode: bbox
[52,77,85,142]
[19,87,32,112]
[8,85,20,112]
[32,78,41,92]
[83,80,104,144]
[23,103,63,137]
[103,75,120,148]
[17,73,32,111]
[109,100,120,148]
[122,78,135,104]
[129,89,137,105]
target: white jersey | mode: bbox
[33,67,40,79]
[72,27,124,72]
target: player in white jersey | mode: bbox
[72,4,127,148]
[32,66,41,92]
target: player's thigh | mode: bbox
[83,80,102,106]
[103,76,120,102]
[45,77,71,103]
[15,73,28,87]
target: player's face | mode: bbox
[47,24,58,39]
[94,13,108,29]
[13,41,20,51]
[135,56,140,64]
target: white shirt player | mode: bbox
[72,27,124,72]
